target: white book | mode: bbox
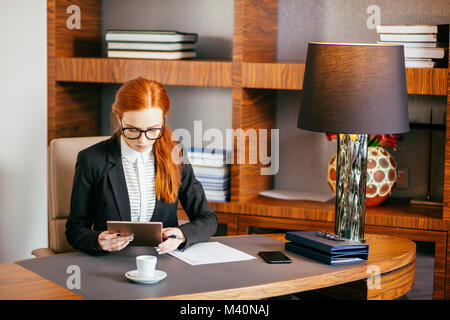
[206,197,229,202]
[205,192,230,201]
[405,58,433,62]
[404,60,436,68]
[107,50,196,60]
[377,41,447,48]
[197,176,230,183]
[380,33,437,42]
[192,165,230,177]
[376,25,439,34]
[105,30,198,43]
[204,189,230,195]
[107,41,196,51]
[203,186,229,192]
[403,47,446,59]
[187,147,232,162]
[199,178,230,185]
[188,157,230,167]
[205,191,230,202]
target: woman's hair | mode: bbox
[111,77,183,203]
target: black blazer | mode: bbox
[65,134,218,255]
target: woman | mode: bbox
[65,77,218,255]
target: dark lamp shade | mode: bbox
[297,42,409,134]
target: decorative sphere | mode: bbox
[327,146,397,207]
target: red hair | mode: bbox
[111,77,182,203]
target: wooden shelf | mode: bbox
[243,61,447,95]
[55,58,447,95]
[55,57,233,87]
[208,196,447,231]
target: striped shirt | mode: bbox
[120,137,156,222]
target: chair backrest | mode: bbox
[48,136,110,253]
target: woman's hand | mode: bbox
[157,227,186,254]
[97,231,133,252]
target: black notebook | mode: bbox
[284,231,369,265]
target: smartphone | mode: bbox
[258,251,292,264]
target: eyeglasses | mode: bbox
[120,117,165,140]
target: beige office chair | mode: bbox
[31,136,110,257]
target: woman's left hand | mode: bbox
[157,227,186,254]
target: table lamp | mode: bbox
[297,42,409,242]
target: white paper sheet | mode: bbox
[168,242,256,265]
[259,189,334,202]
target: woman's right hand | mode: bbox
[97,231,133,252]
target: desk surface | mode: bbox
[0,234,415,300]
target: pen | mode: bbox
[316,230,346,242]
[163,234,183,240]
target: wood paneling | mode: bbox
[48,0,102,143]
[56,58,233,87]
[231,0,278,201]
[54,82,101,139]
[237,214,333,235]
[217,213,239,235]
[444,28,450,221]
[210,196,446,231]
[243,0,278,62]
[406,68,448,95]
[55,0,101,57]
[243,62,306,89]
[446,232,450,299]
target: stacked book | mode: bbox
[376,24,449,68]
[186,147,232,202]
[105,30,198,60]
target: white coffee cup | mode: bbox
[136,255,157,278]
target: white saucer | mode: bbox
[125,270,167,284]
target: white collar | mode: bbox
[120,136,153,163]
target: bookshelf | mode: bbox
[55,57,233,86]
[48,0,450,299]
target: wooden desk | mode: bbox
[0,234,415,300]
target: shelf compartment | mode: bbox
[208,196,446,231]
[55,57,233,87]
[243,62,448,95]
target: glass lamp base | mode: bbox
[334,134,368,243]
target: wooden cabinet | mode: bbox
[48,0,450,299]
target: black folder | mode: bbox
[284,231,369,265]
